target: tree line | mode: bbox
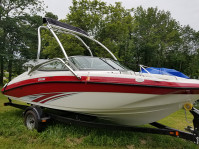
[0,0,199,85]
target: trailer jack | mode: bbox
[183,107,199,144]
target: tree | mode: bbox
[45,12,58,20]
[0,0,44,83]
[181,27,199,77]
[132,7,181,69]
[67,0,108,36]
[98,2,134,65]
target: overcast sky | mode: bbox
[43,0,199,31]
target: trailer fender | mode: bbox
[23,106,43,122]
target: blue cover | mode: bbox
[141,67,190,79]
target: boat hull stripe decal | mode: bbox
[40,93,76,103]
[32,93,60,102]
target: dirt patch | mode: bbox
[140,139,147,145]
[126,144,135,149]
[66,137,85,145]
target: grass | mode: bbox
[0,91,198,149]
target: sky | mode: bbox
[43,0,199,31]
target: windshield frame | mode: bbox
[68,56,129,71]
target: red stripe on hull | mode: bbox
[2,76,199,98]
[2,81,195,98]
[4,76,199,91]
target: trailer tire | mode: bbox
[24,110,42,132]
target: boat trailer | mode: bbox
[4,99,199,144]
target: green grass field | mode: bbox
[0,91,198,149]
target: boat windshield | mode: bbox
[69,56,126,71]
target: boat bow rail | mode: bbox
[28,58,81,79]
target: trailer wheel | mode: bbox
[24,110,42,132]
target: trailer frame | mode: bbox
[4,99,199,144]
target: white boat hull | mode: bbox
[7,92,198,126]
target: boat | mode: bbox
[2,18,199,126]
